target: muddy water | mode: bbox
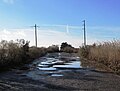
[27,53,82,79]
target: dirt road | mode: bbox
[0,53,120,91]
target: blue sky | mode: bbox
[0,0,120,47]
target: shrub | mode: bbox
[79,45,90,59]
[60,42,77,53]
[62,46,74,53]
[0,39,30,71]
[47,45,59,53]
[0,39,47,71]
[29,47,47,59]
[79,40,120,74]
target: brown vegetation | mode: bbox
[0,40,71,72]
[0,39,47,71]
[0,39,28,71]
[29,46,47,59]
[60,42,78,53]
[47,45,59,53]
[79,40,120,74]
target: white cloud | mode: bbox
[3,0,16,4]
[0,28,87,48]
[0,29,26,41]
[3,29,11,35]
[1,26,119,48]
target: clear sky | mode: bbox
[0,0,120,47]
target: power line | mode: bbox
[39,24,81,29]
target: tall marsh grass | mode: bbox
[0,39,47,71]
[0,39,66,71]
[79,40,120,74]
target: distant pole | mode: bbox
[33,24,39,47]
[66,24,69,34]
[82,20,86,46]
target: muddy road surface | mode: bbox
[0,53,120,91]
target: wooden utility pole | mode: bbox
[33,24,39,47]
[83,20,86,46]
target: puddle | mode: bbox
[41,62,53,65]
[36,53,81,77]
[27,53,82,79]
[37,67,57,71]
[53,61,81,69]
[51,74,63,77]
[38,64,49,67]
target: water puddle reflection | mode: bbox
[36,53,81,77]
[51,74,63,77]
[53,61,80,69]
[27,53,82,78]
[37,67,57,71]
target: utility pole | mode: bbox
[82,20,86,46]
[33,24,39,47]
[66,24,69,34]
